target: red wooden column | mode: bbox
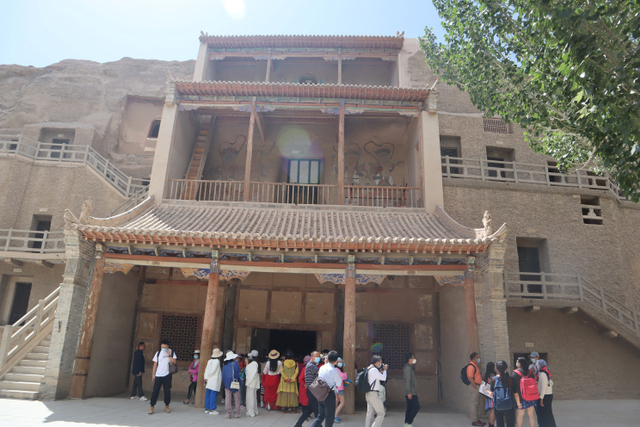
[69,253,106,398]
[337,100,345,205]
[195,254,220,408]
[464,268,480,354]
[243,100,257,201]
[343,256,356,414]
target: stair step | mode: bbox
[4,373,44,383]
[40,339,51,346]
[0,389,39,400]
[19,359,47,367]
[199,130,208,135]
[25,352,48,360]
[31,346,49,354]
[0,381,40,391]
[11,366,45,375]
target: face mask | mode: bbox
[161,348,168,352]
[412,359,417,365]
[530,358,536,364]
[314,357,321,364]
[337,363,343,368]
[194,355,199,359]
[477,358,481,363]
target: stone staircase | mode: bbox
[0,333,51,400]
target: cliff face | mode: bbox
[0,57,195,177]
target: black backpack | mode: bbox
[460,363,475,385]
[355,367,374,394]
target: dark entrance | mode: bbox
[252,328,317,359]
[9,282,32,324]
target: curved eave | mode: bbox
[199,35,405,50]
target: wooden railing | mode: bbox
[0,229,65,253]
[250,182,339,205]
[441,156,624,199]
[109,185,150,216]
[166,179,245,202]
[344,185,422,208]
[0,286,59,376]
[504,272,639,338]
[0,134,148,198]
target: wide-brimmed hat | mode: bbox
[250,350,259,357]
[225,351,239,361]
[268,350,280,359]
[194,350,200,354]
[211,348,223,358]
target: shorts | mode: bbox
[520,399,536,409]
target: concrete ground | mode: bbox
[1,395,639,427]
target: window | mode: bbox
[159,314,199,361]
[581,196,603,225]
[288,159,321,184]
[440,136,461,175]
[486,147,515,179]
[9,282,32,324]
[30,215,52,250]
[483,118,513,134]
[148,119,161,138]
[50,138,69,159]
[372,324,410,370]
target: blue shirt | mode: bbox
[317,362,343,392]
[222,361,240,392]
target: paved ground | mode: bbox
[1,395,639,427]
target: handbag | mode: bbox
[309,377,331,401]
[168,350,178,375]
[230,363,240,390]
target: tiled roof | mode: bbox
[75,203,506,254]
[199,35,404,50]
[175,81,430,103]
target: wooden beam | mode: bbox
[255,112,266,145]
[69,255,106,398]
[601,330,618,339]
[562,306,579,315]
[8,259,23,267]
[337,102,345,205]
[195,256,221,408]
[243,100,257,201]
[464,270,480,354]
[343,259,356,414]
[37,260,54,268]
[525,305,541,312]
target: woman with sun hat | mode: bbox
[262,349,282,411]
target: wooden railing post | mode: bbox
[5,229,12,252]
[541,272,547,299]
[337,101,345,205]
[0,325,13,368]
[41,230,48,254]
[244,100,257,201]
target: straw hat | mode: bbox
[268,349,280,359]
[211,348,223,358]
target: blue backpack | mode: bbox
[492,375,514,411]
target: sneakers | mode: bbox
[205,410,210,414]
[148,406,154,415]
[404,424,413,427]
[247,413,256,418]
[165,405,171,413]
[210,411,220,415]
[335,416,341,423]
[139,396,148,401]
[471,421,486,426]
[131,396,137,400]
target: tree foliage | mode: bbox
[421,0,640,201]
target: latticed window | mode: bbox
[160,314,199,361]
[483,118,513,134]
[372,324,410,369]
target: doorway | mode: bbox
[253,328,317,359]
[9,282,32,324]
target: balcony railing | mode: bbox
[504,271,639,339]
[0,134,148,198]
[166,179,423,208]
[0,229,65,254]
[441,156,623,199]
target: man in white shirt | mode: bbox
[365,355,388,427]
[310,351,343,427]
[148,340,177,415]
[245,350,261,417]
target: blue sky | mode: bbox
[0,0,444,67]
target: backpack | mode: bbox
[492,376,514,411]
[356,367,374,394]
[514,370,539,401]
[460,364,475,385]
[309,376,331,401]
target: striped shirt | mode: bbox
[305,361,319,387]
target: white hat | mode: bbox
[211,348,223,358]
[225,351,239,361]
[194,350,200,354]
[250,350,259,357]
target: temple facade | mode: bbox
[0,34,639,411]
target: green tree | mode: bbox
[421,0,640,201]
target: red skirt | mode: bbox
[263,374,280,409]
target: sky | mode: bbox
[0,0,444,68]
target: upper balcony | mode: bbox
[195,34,404,87]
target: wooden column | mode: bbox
[195,255,220,408]
[464,269,480,354]
[265,51,272,82]
[69,254,106,398]
[343,257,356,414]
[338,57,343,84]
[243,100,257,201]
[337,101,345,205]
[222,280,238,351]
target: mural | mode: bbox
[104,262,134,275]
[209,134,247,180]
[180,267,251,281]
[333,142,368,185]
[364,141,403,186]
[315,273,386,285]
[252,139,277,179]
